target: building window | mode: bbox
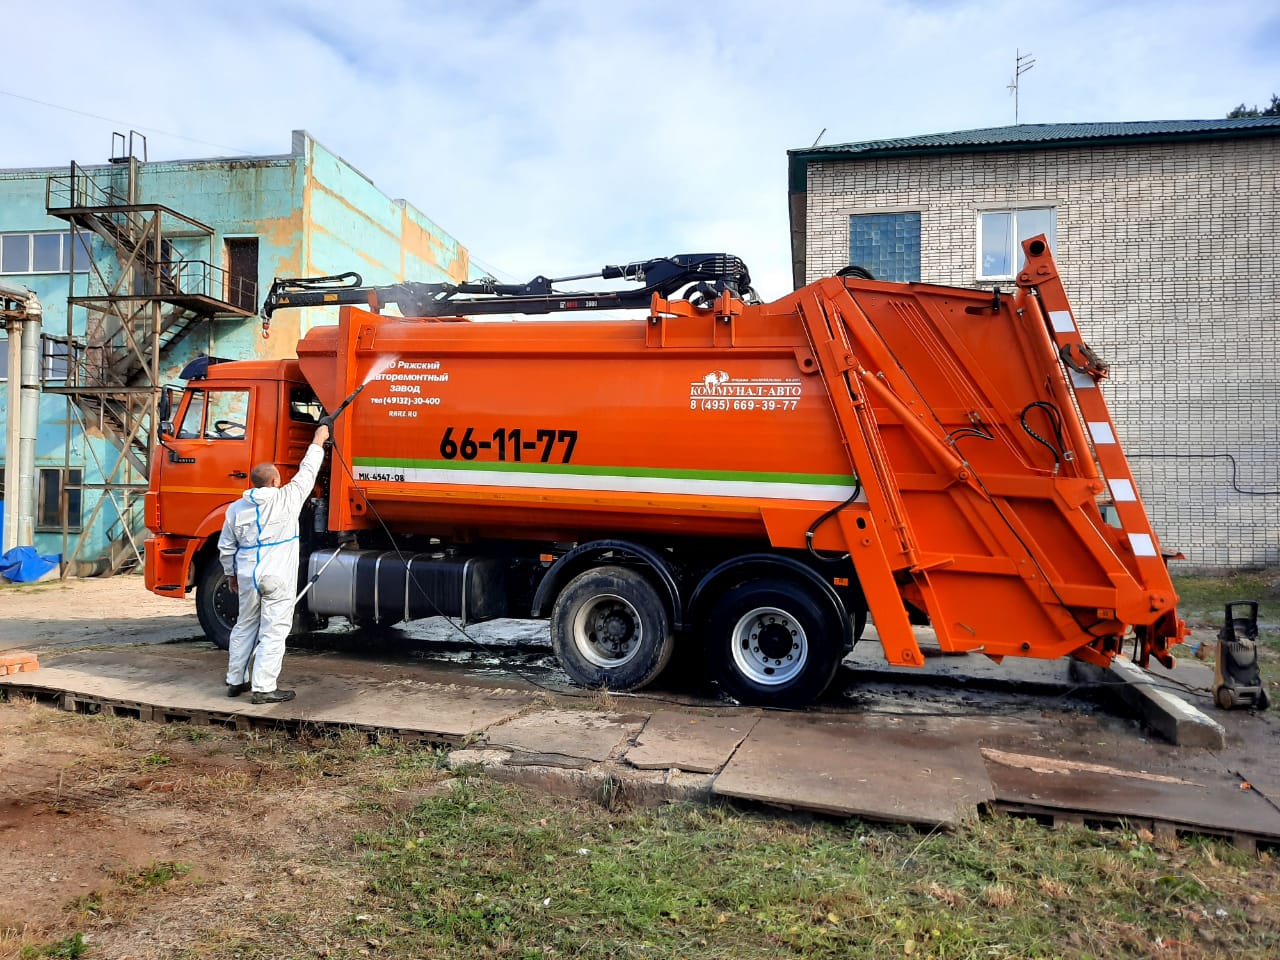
[849,212,921,283]
[37,468,83,531]
[41,336,81,383]
[0,232,92,275]
[978,207,1055,280]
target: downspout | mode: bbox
[0,280,42,554]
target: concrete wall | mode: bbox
[804,137,1280,568]
[0,131,469,568]
[299,137,468,333]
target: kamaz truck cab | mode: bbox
[145,357,324,643]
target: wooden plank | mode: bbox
[985,753,1280,840]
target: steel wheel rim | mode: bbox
[214,576,238,628]
[730,605,807,686]
[571,593,644,668]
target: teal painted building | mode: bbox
[0,130,469,572]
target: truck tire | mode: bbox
[550,566,674,691]
[195,557,236,651]
[704,578,843,707]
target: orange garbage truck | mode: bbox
[144,239,1185,707]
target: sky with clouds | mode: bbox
[3,0,1276,298]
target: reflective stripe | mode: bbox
[251,490,265,593]
[353,465,859,502]
[1069,368,1096,389]
[1050,310,1075,333]
[1087,422,1116,445]
[1107,479,1137,503]
[1128,533,1157,557]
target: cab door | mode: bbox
[161,385,259,533]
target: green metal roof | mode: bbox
[788,119,1280,191]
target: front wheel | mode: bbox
[704,578,844,707]
[195,557,236,650]
[550,566,674,691]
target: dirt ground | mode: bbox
[0,577,439,958]
[0,694,447,959]
[0,575,201,653]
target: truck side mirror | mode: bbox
[160,420,175,439]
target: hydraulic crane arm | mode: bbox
[260,253,756,323]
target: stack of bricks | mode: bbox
[0,651,39,676]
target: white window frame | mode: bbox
[0,231,92,275]
[976,207,1056,282]
[40,335,82,383]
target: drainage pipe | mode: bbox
[0,280,42,554]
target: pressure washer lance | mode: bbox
[239,382,368,684]
[292,380,368,609]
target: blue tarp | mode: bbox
[0,546,62,583]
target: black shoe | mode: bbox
[226,682,251,698]
[251,688,296,704]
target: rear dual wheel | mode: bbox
[550,566,674,691]
[704,579,845,707]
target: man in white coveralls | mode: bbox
[219,422,329,703]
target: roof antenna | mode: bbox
[810,127,826,148]
[1007,49,1035,124]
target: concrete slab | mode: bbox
[624,711,760,773]
[1071,656,1226,748]
[713,715,994,828]
[484,710,646,768]
[0,647,535,740]
[983,748,1280,840]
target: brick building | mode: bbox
[788,119,1280,568]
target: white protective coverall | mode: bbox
[218,443,324,692]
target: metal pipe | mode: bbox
[19,307,42,549]
[0,280,42,553]
[2,311,21,554]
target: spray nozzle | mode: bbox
[324,381,367,427]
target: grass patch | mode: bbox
[1172,572,1280,661]
[350,778,1280,959]
[113,861,191,892]
[19,933,87,959]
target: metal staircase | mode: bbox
[44,132,257,574]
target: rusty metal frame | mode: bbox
[43,147,258,574]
